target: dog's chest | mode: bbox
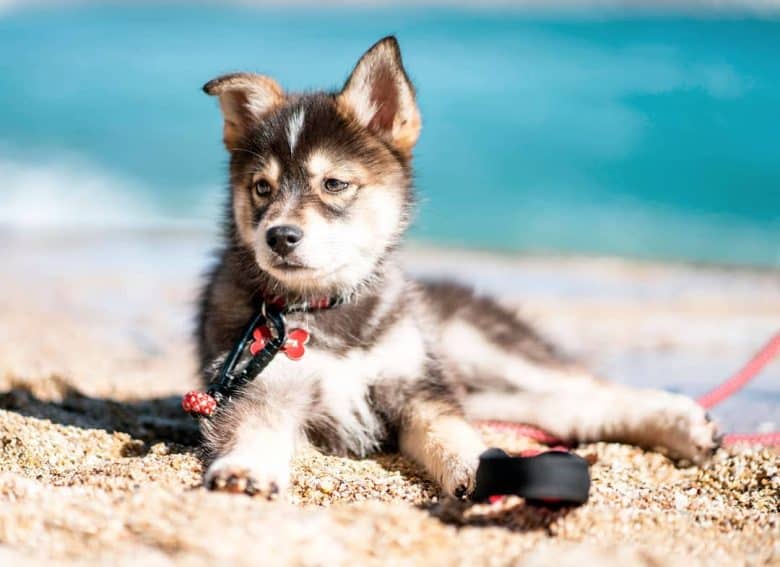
[259,315,427,455]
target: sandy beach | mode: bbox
[0,231,777,565]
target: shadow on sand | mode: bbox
[423,495,576,534]
[0,382,200,449]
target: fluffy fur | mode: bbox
[196,37,718,499]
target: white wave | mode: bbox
[0,156,209,230]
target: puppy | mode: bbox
[196,36,718,498]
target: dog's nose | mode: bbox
[266,225,303,256]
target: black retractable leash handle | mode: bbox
[472,448,591,505]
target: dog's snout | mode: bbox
[266,225,304,256]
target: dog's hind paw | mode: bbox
[653,394,720,464]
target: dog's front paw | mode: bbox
[205,457,288,500]
[438,455,478,499]
[653,394,720,463]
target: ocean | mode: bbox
[1,4,778,266]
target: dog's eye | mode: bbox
[254,179,272,197]
[323,178,350,194]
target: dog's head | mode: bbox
[205,37,420,298]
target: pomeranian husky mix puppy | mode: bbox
[197,37,718,498]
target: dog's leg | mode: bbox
[201,387,302,499]
[423,283,718,462]
[398,399,487,498]
[464,379,719,462]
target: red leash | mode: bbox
[484,332,780,448]
[696,333,780,408]
[477,422,565,446]
[699,332,780,447]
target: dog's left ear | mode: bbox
[337,36,421,155]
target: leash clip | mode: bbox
[183,302,288,417]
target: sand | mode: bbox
[0,232,777,565]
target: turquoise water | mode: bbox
[1,5,778,266]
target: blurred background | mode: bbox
[1,1,778,266]
[0,2,778,433]
[0,7,778,559]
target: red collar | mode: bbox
[260,294,342,313]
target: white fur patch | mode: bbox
[258,315,427,456]
[205,417,296,495]
[286,108,305,154]
[439,320,588,393]
[306,150,332,179]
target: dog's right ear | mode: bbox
[203,73,284,149]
